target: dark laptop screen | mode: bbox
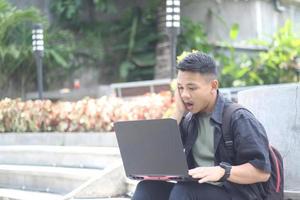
[114,119,189,178]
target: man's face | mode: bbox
[177,70,217,114]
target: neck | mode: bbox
[204,92,218,113]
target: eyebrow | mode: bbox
[187,83,197,86]
[178,83,198,87]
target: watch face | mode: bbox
[221,162,231,168]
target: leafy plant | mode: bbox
[248,20,300,84]
[50,0,116,28]
[178,18,212,54]
[0,0,79,97]
[50,0,160,83]
[219,20,300,86]
[118,5,159,81]
[0,0,41,96]
[0,92,173,132]
[178,16,300,87]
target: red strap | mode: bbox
[142,176,177,181]
[269,146,281,192]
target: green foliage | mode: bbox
[0,0,40,92]
[117,5,159,81]
[219,20,300,87]
[248,20,300,84]
[229,23,239,40]
[50,0,116,28]
[43,28,78,88]
[178,19,299,87]
[50,0,82,22]
[214,23,250,87]
[50,0,160,82]
[0,0,78,96]
[178,18,212,53]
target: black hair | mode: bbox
[176,52,218,77]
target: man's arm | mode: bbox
[188,163,270,184]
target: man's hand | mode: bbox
[188,166,225,184]
[172,87,187,124]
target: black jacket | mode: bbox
[179,93,271,200]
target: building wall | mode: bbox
[181,0,300,43]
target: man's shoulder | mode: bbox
[229,104,256,121]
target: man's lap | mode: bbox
[132,180,231,200]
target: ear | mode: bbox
[210,80,219,93]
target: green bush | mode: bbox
[178,19,300,87]
[0,0,78,96]
[0,92,173,132]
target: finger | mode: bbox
[191,171,208,179]
[198,176,210,184]
[188,168,202,175]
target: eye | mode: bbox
[188,87,197,91]
[178,86,184,92]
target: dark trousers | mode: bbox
[132,180,232,200]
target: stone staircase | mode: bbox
[0,133,133,200]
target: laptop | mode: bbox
[114,118,196,181]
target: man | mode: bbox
[132,52,271,200]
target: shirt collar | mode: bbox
[191,90,226,125]
[210,91,226,125]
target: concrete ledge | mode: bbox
[0,133,118,147]
[238,83,300,192]
[0,146,120,169]
[285,190,300,200]
[65,163,127,199]
[0,188,63,200]
[0,164,102,194]
[0,162,127,199]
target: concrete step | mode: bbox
[0,133,118,147]
[0,164,102,194]
[0,188,130,200]
[0,188,129,200]
[0,146,121,169]
[0,188,63,200]
[125,178,138,197]
[62,163,127,199]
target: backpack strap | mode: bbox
[222,103,244,151]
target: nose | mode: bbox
[180,88,191,99]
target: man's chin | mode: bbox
[190,109,200,114]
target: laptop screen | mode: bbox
[114,118,189,179]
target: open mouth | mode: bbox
[184,102,194,111]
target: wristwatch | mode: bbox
[219,162,232,182]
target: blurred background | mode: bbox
[1,0,300,100]
[0,1,300,199]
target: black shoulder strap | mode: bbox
[222,103,244,150]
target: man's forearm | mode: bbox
[228,163,270,184]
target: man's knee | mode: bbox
[132,180,174,200]
[169,183,192,200]
[132,181,152,200]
